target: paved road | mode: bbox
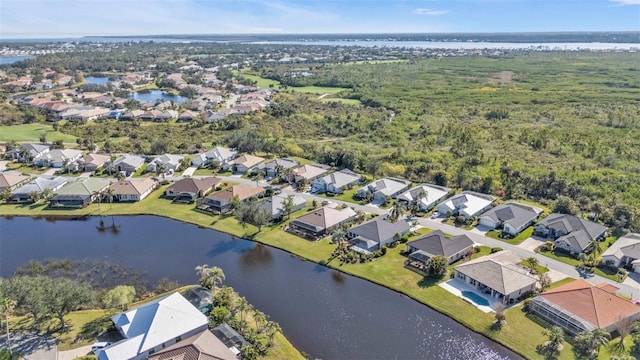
[0,332,57,360]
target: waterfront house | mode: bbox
[146,154,184,174]
[534,213,606,254]
[165,177,222,202]
[198,184,265,213]
[311,169,362,194]
[33,148,83,168]
[601,233,640,272]
[107,154,146,176]
[50,177,111,207]
[289,205,358,239]
[478,202,543,235]
[453,250,537,304]
[109,178,157,202]
[406,230,474,268]
[148,329,236,360]
[211,323,251,356]
[529,279,640,335]
[436,191,496,220]
[223,154,265,174]
[97,292,208,360]
[346,216,410,253]
[355,177,412,201]
[256,193,307,220]
[0,172,30,192]
[397,183,451,211]
[9,176,67,203]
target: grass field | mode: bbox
[236,72,350,95]
[0,124,77,143]
[320,97,362,105]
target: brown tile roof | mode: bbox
[0,172,30,189]
[110,178,156,195]
[148,330,235,360]
[209,184,264,202]
[168,177,222,194]
[540,279,640,329]
[228,154,265,168]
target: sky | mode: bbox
[1,0,639,38]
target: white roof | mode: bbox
[439,191,495,218]
[397,184,450,207]
[602,233,640,261]
[99,292,207,360]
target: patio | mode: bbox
[439,279,496,313]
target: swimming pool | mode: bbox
[462,291,490,306]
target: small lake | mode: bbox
[129,90,187,104]
[85,76,110,85]
[0,216,520,359]
[0,56,34,65]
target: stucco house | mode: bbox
[165,177,222,202]
[311,169,362,194]
[33,148,83,168]
[256,193,307,220]
[198,184,265,213]
[9,176,68,203]
[289,205,358,239]
[529,279,640,335]
[74,153,111,172]
[535,213,606,254]
[107,154,146,176]
[147,329,236,360]
[50,177,111,208]
[191,146,238,167]
[260,158,299,178]
[109,178,157,202]
[223,154,265,174]
[7,143,50,162]
[601,233,640,272]
[0,172,30,192]
[397,183,451,211]
[478,202,543,235]
[355,177,412,201]
[453,250,537,304]
[292,164,330,184]
[146,154,184,174]
[436,191,496,220]
[97,292,209,360]
[346,216,410,253]
[406,230,474,266]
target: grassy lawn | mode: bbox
[236,73,280,89]
[288,85,350,95]
[0,124,77,143]
[317,187,362,204]
[538,248,621,282]
[5,162,50,175]
[547,277,576,290]
[485,226,535,245]
[320,97,362,105]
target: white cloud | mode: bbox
[609,0,640,4]
[412,8,449,16]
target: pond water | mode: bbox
[129,90,187,104]
[0,216,520,360]
[0,56,33,65]
[85,76,110,85]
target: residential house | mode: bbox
[260,158,299,178]
[289,205,358,239]
[406,230,474,269]
[601,233,640,272]
[156,110,179,121]
[198,184,265,213]
[355,177,412,201]
[165,177,222,202]
[33,148,83,168]
[50,177,111,207]
[211,323,251,357]
[397,184,451,211]
[0,172,30,192]
[191,147,238,167]
[453,250,538,304]
[256,193,306,220]
[223,154,265,174]
[140,110,163,121]
[534,213,607,254]
[177,110,197,122]
[109,178,157,202]
[292,164,330,184]
[346,216,410,253]
[97,292,208,360]
[107,154,146,176]
[529,279,640,335]
[147,330,236,360]
[75,153,111,172]
[181,286,214,314]
[120,109,145,120]
[7,143,50,162]
[9,176,67,203]
[436,191,496,220]
[478,202,543,235]
[146,154,184,174]
[311,169,362,194]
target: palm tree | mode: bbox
[156,163,168,180]
[195,264,225,290]
[0,297,16,358]
[389,201,405,223]
[589,328,610,356]
[331,228,347,248]
[591,201,603,222]
[525,257,539,274]
[92,190,102,210]
[104,186,115,209]
[542,326,565,352]
[281,194,295,220]
[255,170,264,186]
[615,317,637,351]
[590,239,603,258]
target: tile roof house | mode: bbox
[110,178,157,202]
[74,153,111,172]
[147,329,236,360]
[191,147,238,167]
[0,172,30,191]
[355,177,412,201]
[107,155,146,176]
[223,154,266,174]
[601,233,640,272]
[289,205,358,239]
[33,148,83,168]
[9,176,68,203]
[50,177,111,208]
[436,191,496,220]
[346,217,411,253]
[406,230,474,265]
[478,202,543,235]
[97,292,209,360]
[256,193,307,220]
[165,177,222,203]
[453,250,537,304]
[198,184,265,214]
[292,164,330,184]
[260,158,299,178]
[146,154,185,174]
[177,110,198,122]
[529,279,640,335]
[311,169,362,194]
[397,184,451,211]
[535,213,607,254]
[7,143,50,162]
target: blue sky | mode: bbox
[1,0,639,38]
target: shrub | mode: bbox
[490,247,503,253]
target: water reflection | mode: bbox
[239,243,273,269]
[331,270,345,284]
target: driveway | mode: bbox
[0,332,57,360]
[519,237,545,252]
[58,345,92,360]
[0,160,9,171]
[182,165,197,176]
[42,168,57,176]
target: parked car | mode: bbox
[431,212,440,219]
[91,342,111,353]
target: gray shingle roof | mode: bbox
[454,251,538,295]
[407,230,474,258]
[348,217,410,244]
[480,202,541,230]
[538,213,607,252]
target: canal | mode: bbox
[0,216,520,359]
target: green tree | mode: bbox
[574,328,610,359]
[331,228,347,248]
[102,285,136,310]
[525,257,539,274]
[281,194,295,220]
[0,296,16,359]
[0,188,12,202]
[29,191,41,204]
[251,206,272,233]
[104,186,115,209]
[542,326,565,353]
[389,201,405,223]
[48,277,95,329]
[195,264,225,290]
[615,317,638,351]
[425,255,448,278]
[553,196,577,215]
[209,306,230,327]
